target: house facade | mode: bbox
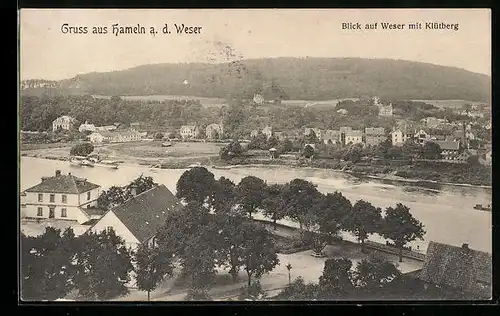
[433,140,461,160]
[323,130,341,145]
[378,103,393,117]
[345,130,363,145]
[415,129,431,145]
[206,123,223,140]
[392,127,413,147]
[180,125,200,139]
[262,126,273,139]
[21,170,102,224]
[52,116,76,132]
[89,130,142,144]
[364,127,386,146]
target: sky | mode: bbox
[19,9,491,80]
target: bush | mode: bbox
[238,281,267,301]
[70,142,94,156]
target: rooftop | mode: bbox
[365,127,385,135]
[24,170,100,194]
[106,184,183,243]
[418,241,492,296]
[433,140,460,151]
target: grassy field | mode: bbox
[109,141,225,159]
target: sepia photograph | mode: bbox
[18,9,492,302]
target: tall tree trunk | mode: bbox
[147,290,150,301]
[247,270,252,287]
[399,246,403,263]
[273,218,277,230]
[361,238,365,253]
[230,267,238,283]
[288,271,291,285]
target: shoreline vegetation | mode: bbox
[20,148,492,189]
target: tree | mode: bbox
[235,176,267,218]
[267,135,279,149]
[73,228,134,300]
[376,138,392,159]
[306,130,319,144]
[211,176,236,214]
[277,277,319,300]
[220,141,244,160]
[343,144,363,163]
[343,200,383,253]
[279,138,294,153]
[318,258,354,299]
[315,192,352,241]
[381,203,426,262]
[154,132,164,140]
[176,167,217,205]
[281,179,322,230]
[135,243,174,301]
[240,223,280,287]
[352,253,402,291]
[467,155,480,166]
[402,139,422,160]
[248,132,268,150]
[215,214,248,282]
[20,227,78,301]
[238,280,267,301]
[127,175,157,195]
[97,186,133,211]
[261,184,286,230]
[70,142,94,156]
[303,144,315,159]
[468,139,479,150]
[422,141,442,160]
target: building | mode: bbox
[78,121,96,133]
[89,184,183,251]
[206,123,223,140]
[345,130,363,145]
[89,130,142,144]
[304,127,322,141]
[323,130,341,145]
[253,94,265,105]
[250,130,259,138]
[433,140,461,160]
[415,129,431,145]
[21,170,103,224]
[262,126,273,139]
[52,116,76,132]
[273,131,287,141]
[364,127,386,146]
[391,127,413,147]
[179,125,200,139]
[378,103,394,117]
[336,109,348,115]
[416,241,492,299]
[421,117,446,128]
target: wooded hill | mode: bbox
[21,58,490,101]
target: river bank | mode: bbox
[20,149,492,189]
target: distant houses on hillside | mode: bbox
[52,116,76,132]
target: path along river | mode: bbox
[19,157,492,253]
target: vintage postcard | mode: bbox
[19,9,492,302]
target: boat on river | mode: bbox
[150,164,162,172]
[161,142,173,147]
[187,162,202,168]
[473,204,491,212]
[94,160,119,169]
[79,159,94,167]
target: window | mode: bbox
[38,194,43,202]
[37,207,43,216]
[61,208,67,217]
[87,192,91,200]
[62,195,67,203]
[49,194,55,203]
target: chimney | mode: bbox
[55,170,61,177]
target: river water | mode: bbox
[19,157,492,253]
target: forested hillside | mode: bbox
[21,58,490,101]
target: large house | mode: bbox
[345,130,363,145]
[378,103,394,117]
[52,116,76,132]
[89,184,183,251]
[415,241,492,299]
[364,127,386,146]
[205,123,223,140]
[432,140,461,160]
[391,126,413,147]
[21,170,103,224]
[414,129,431,145]
[180,125,200,139]
[89,130,142,144]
